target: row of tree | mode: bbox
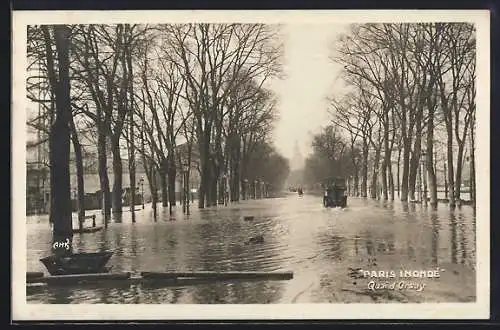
[26,24,290,246]
[303,23,476,208]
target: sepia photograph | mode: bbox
[12,10,489,320]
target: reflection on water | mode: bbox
[26,195,476,304]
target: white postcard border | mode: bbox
[12,9,490,320]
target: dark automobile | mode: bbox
[322,178,347,208]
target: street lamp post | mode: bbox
[140,176,144,209]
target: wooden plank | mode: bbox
[26,271,293,286]
[26,272,44,279]
[26,272,45,283]
[33,272,131,285]
[140,271,294,281]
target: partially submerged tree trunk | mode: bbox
[388,163,394,201]
[198,132,209,209]
[70,117,85,231]
[370,149,381,199]
[97,130,111,225]
[128,132,136,222]
[230,134,241,202]
[427,103,438,209]
[381,118,390,200]
[167,154,177,211]
[470,114,476,208]
[400,137,411,202]
[397,147,401,198]
[361,140,369,198]
[445,116,456,207]
[157,160,169,210]
[145,160,158,221]
[409,123,422,201]
[42,25,73,255]
[208,159,219,207]
[454,145,465,205]
[127,47,136,223]
[111,138,123,214]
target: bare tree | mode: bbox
[40,25,73,253]
[331,22,476,208]
[162,23,283,208]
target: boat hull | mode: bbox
[40,252,113,276]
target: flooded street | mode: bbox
[26,193,476,304]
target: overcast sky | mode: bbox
[272,24,347,162]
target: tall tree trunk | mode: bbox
[209,159,219,207]
[198,134,209,208]
[427,113,438,209]
[146,164,158,221]
[446,121,456,207]
[167,155,176,210]
[186,140,194,205]
[240,139,248,200]
[397,146,401,198]
[354,167,359,197]
[455,145,465,204]
[160,169,169,207]
[44,25,73,255]
[401,137,410,201]
[361,140,369,197]
[97,130,111,224]
[128,129,136,222]
[70,117,85,231]
[388,162,394,201]
[370,149,381,199]
[230,135,241,202]
[409,131,422,201]
[470,116,476,208]
[111,138,123,214]
[127,48,136,223]
[381,156,388,200]
[444,161,448,199]
[218,176,224,204]
[381,123,390,200]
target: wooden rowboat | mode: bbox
[40,251,113,276]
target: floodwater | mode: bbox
[26,193,476,304]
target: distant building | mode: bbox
[290,140,304,171]
[25,137,202,214]
[26,136,50,215]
